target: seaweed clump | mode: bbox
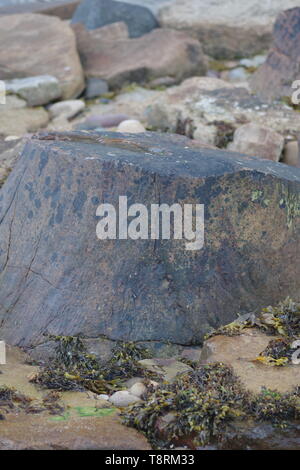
[255,339,293,367]
[206,298,300,367]
[206,298,300,339]
[122,363,300,448]
[31,336,156,394]
[0,386,64,419]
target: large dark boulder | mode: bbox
[0,131,299,354]
[250,7,300,102]
[71,0,159,37]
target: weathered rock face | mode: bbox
[0,131,299,354]
[71,0,159,37]
[158,0,300,59]
[73,24,207,88]
[0,1,80,19]
[0,107,49,137]
[228,124,284,162]
[250,7,300,102]
[0,13,84,99]
[0,138,25,187]
[5,75,62,107]
[144,77,300,146]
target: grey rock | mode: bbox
[85,78,108,99]
[71,0,159,38]
[0,131,299,352]
[239,55,266,68]
[108,390,141,407]
[5,75,62,107]
[48,100,85,120]
[129,382,147,397]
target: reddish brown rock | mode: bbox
[0,414,151,450]
[73,25,207,88]
[228,124,284,162]
[0,13,84,99]
[0,1,80,19]
[250,7,300,102]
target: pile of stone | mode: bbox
[0,1,299,184]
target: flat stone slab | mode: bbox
[0,131,299,353]
[201,329,300,394]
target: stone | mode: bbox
[113,0,173,15]
[144,77,300,145]
[0,137,25,186]
[83,113,130,129]
[216,420,300,451]
[0,1,80,20]
[250,8,300,102]
[282,141,300,168]
[117,119,146,133]
[0,107,49,137]
[239,55,266,68]
[4,95,27,110]
[72,21,129,47]
[228,124,284,162]
[85,78,109,99]
[98,394,109,400]
[147,76,177,88]
[0,131,299,353]
[48,100,85,120]
[129,382,147,398]
[221,67,250,82]
[47,116,73,132]
[180,347,202,363]
[193,122,218,147]
[74,25,207,88]
[158,0,300,59]
[138,359,193,382]
[125,377,144,388]
[0,413,151,450]
[5,76,62,107]
[109,391,142,407]
[71,0,159,38]
[0,13,84,99]
[200,329,300,394]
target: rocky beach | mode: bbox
[0,0,299,452]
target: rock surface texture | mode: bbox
[250,7,300,102]
[158,0,300,59]
[228,124,284,162]
[73,24,207,88]
[71,0,159,37]
[0,131,299,353]
[0,13,84,99]
[5,75,62,107]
